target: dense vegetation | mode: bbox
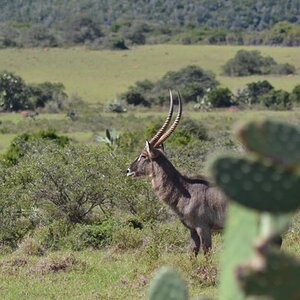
[0,1,300,48]
[120,64,300,110]
[222,50,296,76]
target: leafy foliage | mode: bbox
[1,129,70,166]
[0,71,30,111]
[222,50,295,76]
[0,71,69,112]
[260,89,292,110]
[207,87,233,108]
[122,65,218,106]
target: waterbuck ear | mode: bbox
[145,140,155,158]
[157,143,164,152]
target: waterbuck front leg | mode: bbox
[196,226,212,255]
[190,228,201,257]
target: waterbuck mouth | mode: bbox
[126,169,135,177]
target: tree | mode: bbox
[247,81,274,104]
[28,82,67,108]
[207,87,233,108]
[260,89,292,110]
[0,71,30,111]
[222,50,295,76]
[290,85,300,104]
[152,65,219,105]
[64,15,103,44]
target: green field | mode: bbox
[0,45,299,103]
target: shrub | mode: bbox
[259,89,292,110]
[112,225,143,250]
[124,90,150,107]
[290,85,300,104]
[28,82,67,108]
[122,66,219,106]
[1,129,70,166]
[67,222,116,250]
[32,221,72,251]
[270,63,296,75]
[222,50,296,76]
[18,237,44,256]
[207,87,233,108]
[0,71,30,111]
[154,65,219,104]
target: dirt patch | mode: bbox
[193,265,218,286]
[26,253,87,275]
[0,257,29,275]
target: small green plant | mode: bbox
[95,128,120,150]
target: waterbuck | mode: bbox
[126,90,228,256]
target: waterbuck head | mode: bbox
[126,90,182,178]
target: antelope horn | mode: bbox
[154,91,182,147]
[149,89,174,146]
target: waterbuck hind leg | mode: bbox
[196,226,212,255]
[190,229,200,257]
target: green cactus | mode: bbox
[210,155,300,213]
[237,119,300,168]
[96,128,119,150]
[148,267,188,300]
[219,203,258,300]
[209,117,300,300]
[236,243,300,300]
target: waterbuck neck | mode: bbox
[150,154,190,209]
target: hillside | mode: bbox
[1,0,299,30]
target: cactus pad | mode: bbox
[210,155,300,212]
[236,246,300,300]
[148,267,188,300]
[237,119,300,168]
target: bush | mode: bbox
[124,90,150,107]
[270,63,296,75]
[259,89,292,110]
[28,82,67,108]
[123,65,219,106]
[222,50,296,76]
[0,71,30,111]
[290,85,300,104]
[207,87,233,108]
[32,221,72,251]
[1,129,70,166]
[67,222,116,250]
[154,65,219,104]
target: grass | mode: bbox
[0,218,298,300]
[0,133,15,153]
[0,45,299,103]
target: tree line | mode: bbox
[0,0,300,48]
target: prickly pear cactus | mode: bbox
[219,203,258,300]
[238,119,300,167]
[148,267,188,300]
[236,240,300,300]
[209,117,300,300]
[211,155,300,212]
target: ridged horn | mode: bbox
[149,89,174,146]
[154,91,182,147]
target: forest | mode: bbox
[0,0,300,48]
